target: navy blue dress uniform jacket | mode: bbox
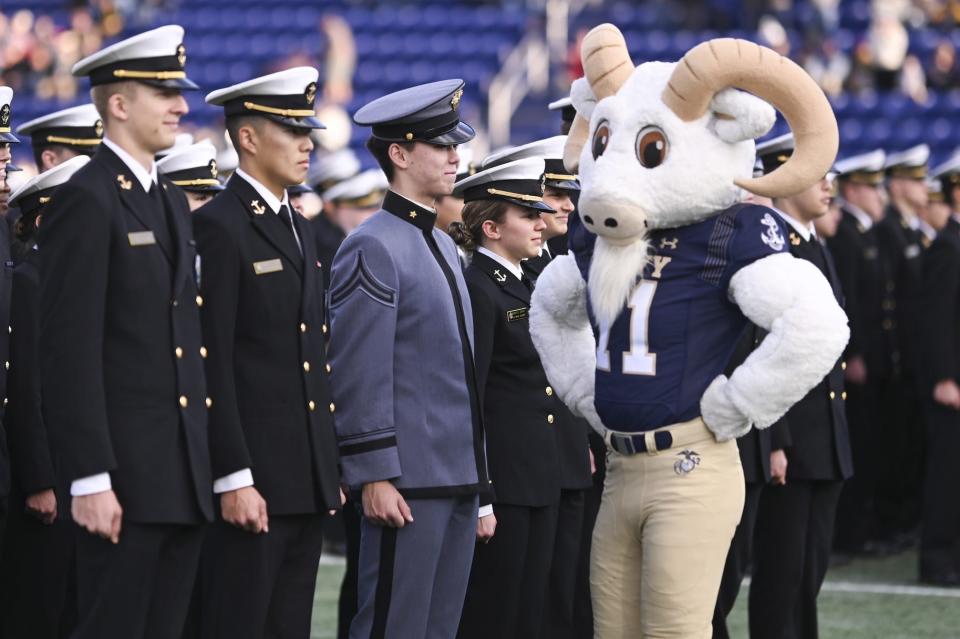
[5,250,57,498]
[522,252,592,491]
[193,175,340,513]
[38,145,213,524]
[771,231,853,481]
[877,206,925,376]
[918,216,960,390]
[327,191,487,497]
[828,207,896,378]
[468,251,561,507]
[0,219,12,501]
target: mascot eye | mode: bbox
[592,121,611,160]
[636,126,669,168]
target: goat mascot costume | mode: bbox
[529,24,849,638]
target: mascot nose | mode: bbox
[604,217,618,228]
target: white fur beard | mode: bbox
[587,236,650,327]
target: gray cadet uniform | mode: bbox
[328,79,487,639]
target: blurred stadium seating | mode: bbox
[4,0,960,166]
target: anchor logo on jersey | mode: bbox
[760,213,785,251]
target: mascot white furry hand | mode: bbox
[529,24,849,442]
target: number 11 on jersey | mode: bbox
[596,281,658,376]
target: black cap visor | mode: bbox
[545,177,580,191]
[182,183,225,194]
[424,121,475,146]
[508,197,555,212]
[0,132,20,144]
[262,113,326,130]
[139,77,200,91]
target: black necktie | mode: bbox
[147,182,171,238]
[278,204,301,254]
[521,273,533,293]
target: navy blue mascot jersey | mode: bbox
[573,204,788,433]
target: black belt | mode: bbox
[609,429,674,456]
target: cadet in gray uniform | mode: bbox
[328,79,487,639]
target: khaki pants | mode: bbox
[591,419,744,639]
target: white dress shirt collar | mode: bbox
[843,202,873,230]
[919,219,937,242]
[235,167,289,214]
[774,208,814,242]
[102,137,157,192]
[477,246,523,280]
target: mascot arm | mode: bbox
[701,252,849,441]
[529,254,608,438]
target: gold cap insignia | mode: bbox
[450,88,463,111]
[540,174,546,193]
[116,174,132,190]
[177,44,186,68]
[94,119,104,138]
[251,200,266,215]
[0,104,9,127]
[305,82,317,106]
[209,159,217,178]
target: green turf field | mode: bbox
[309,548,960,638]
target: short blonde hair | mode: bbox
[90,81,137,125]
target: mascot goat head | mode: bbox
[566,24,839,325]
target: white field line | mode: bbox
[743,577,960,598]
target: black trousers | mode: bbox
[749,480,843,639]
[572,431,606,639]
[337,498,362,639]
[876,374,924,537]
[72,521,204,639]
[201,514,325,639]
[539,489,586,639]
[712,480,764,639]
[0,499,76,639]
[920,399,960,576]
[458,503,559,639]
[834,380,881,551]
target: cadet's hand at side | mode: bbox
[844,355,867,386]
[933,379,960,410]
[769,449,788,486]
[221,486,269,534]
[26,488,57,524]
[476,513,496,543]
[362,481,413,528]
[72,490,123,543]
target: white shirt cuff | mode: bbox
[478,504,494,518]
[213,468,254,494]
[70,473,112,496]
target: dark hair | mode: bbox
[365,136,414,182]
[225,115,261,161]
[447,198,508,252]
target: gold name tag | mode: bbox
[252,258,283,275]
[507,307,528,322]
[127,231,156,246]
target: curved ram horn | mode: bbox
[563,23,634,172]
[662,38,838,198]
